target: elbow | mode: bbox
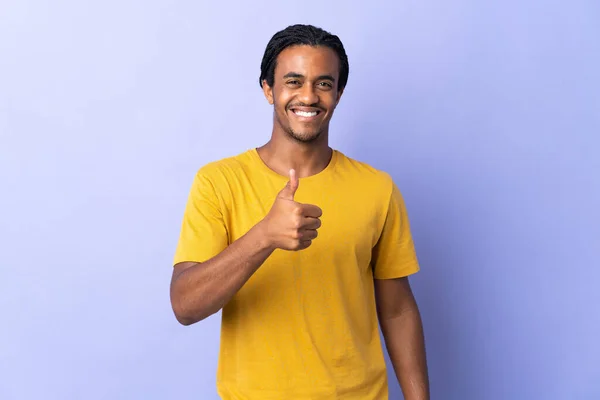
[174,313,197,326]
[171,303,194,326]
[171,298,218,326]
[171,301,201,326]
[170,275,222,326]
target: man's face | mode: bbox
[263,45,343,143]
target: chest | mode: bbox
[222,179,384,267]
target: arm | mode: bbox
[170,222,274,325]
[375,277,429,400]
[170,168,321,326]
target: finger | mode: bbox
[301,204,322,218]
[278,168,299,201]
[301,217,321,230]
[301,229,318,240]
[298,239,312,250]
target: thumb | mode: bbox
[279,168,299,200]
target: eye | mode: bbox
[318,82,333,89]
[286,80,301,86]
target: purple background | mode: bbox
[1,1,599,399]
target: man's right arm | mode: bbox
[170,168,321,326]
[170,222,274,325]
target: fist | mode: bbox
[261,169,322,251]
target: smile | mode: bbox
[289,108,322,120]
[294,110,318,117]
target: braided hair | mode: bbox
[259,24,349,92]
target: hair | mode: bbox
[259,24,349,92]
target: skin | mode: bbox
[258,45,343,179]
[169,44,429,399]
[376,278,430,400]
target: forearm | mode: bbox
[170,222,274,325]
[380,305,429,400]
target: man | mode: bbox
[170,24,429,400]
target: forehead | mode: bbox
[275,45,340,79]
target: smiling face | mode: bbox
[262,45,344,143]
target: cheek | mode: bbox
[274,96,292,113]
[323,92,339,106]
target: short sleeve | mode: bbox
[173,171,229,265]
[372,181,420,279]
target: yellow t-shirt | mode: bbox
[173,148,420,399]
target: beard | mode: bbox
[284,125,323,143]
[275,110,324,143]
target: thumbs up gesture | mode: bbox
[261,169,323,251]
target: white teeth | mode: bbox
[294,110,318,117]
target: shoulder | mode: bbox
[193,149,254,185]
[335,150,395,195]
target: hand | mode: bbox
[261,169,322,251]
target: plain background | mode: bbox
[1,1,599,399]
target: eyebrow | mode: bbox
[282,72,336,82]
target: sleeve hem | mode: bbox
[173,257,209,266]
[374,263,420,280]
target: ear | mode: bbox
[262,80,274,105]
[335,87,345,106]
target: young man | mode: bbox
[170,24,429,400]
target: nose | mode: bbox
[298,83,319,105]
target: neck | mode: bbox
[257,130,332,179]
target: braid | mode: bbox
[259,24,349,91]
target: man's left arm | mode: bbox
[375,277,429,400]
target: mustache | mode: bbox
[287,103,323,110]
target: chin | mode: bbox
[288,129,322,143]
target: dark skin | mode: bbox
[170,44,429,399]
[257,45,341,178]
[376,278,430,400]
